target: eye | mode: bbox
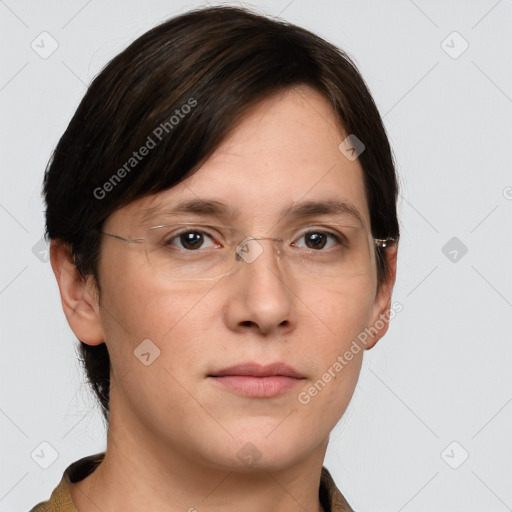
[163,229,220,251]
[293,230,345,251]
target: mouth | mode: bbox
[208,362,305,398]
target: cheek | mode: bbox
[305,277,377,349]
[96,271,217,436]
[294,279,374,415]
[97,250,216,376]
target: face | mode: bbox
[80,85,394,472]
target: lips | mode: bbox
[209,362,304,379]
[208,362,305,398]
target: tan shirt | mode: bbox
[29,452,355,512]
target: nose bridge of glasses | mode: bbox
[235,236,283,264]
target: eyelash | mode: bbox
[161,227,347,251]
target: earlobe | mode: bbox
[364,243,398,350]
[50,240,105,346]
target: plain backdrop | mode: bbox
[1,1,511,511]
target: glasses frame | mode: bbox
[99,222,396,281]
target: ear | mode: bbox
[364,243,398,350]
[50,240,105,346]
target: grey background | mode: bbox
[1,0,511,510]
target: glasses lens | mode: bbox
[144,224,235,281]
[282,224,373,279]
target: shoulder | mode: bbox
[320,466,356,512]
[28,452,105,512]
[28,474,75,512]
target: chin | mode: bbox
[207,425,315,473]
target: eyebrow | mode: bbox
[139,198,364,226]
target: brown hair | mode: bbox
[44,5,400,423]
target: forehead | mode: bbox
[113,85,370,231]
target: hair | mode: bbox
[43,5,400,423]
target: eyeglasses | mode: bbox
[100,222,394,282]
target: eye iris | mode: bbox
[181,232,204,250]
[305,232,327,250]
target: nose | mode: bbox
[222,237,297,336]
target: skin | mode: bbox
[51,84,397,512]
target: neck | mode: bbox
[70,400,329,512]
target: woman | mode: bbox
[30,5,399,511]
